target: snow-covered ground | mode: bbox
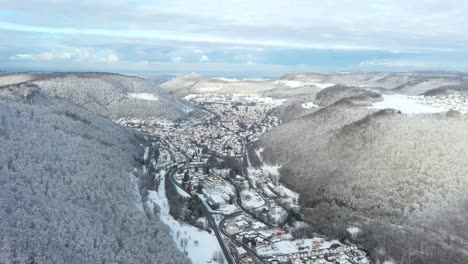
[241,189,266,209]
[276,185,300,203]
[130,173,144,212]
[256,237,343,257]
[301,101,319,109]
[174,183,191,198]
[143,146,149,161]
[261,163,282,178]
[213,77,271,82]
[200,196,240,215]
[268,206,288,225]
[254,147,264,162]
[415,93,468,114]
[213,77,240,82]
[148,171,224,264]
[347,226,361,239]
[127,93,159,101]
[243,77,271,81]
[275,80,335,89]
[253,147,282,178]
[370,94,446,114]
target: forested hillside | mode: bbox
[0,83,189,264]
[254,93,468,263]
[0,72,196,121]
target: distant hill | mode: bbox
[0,83,189,264]
[0,72,197,121]
[160,73,278,97]
[160,72,468,100]
[422,84,468,96]
[279,71,466,94]
[252,88,468,263]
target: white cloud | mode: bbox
[1,0,468,72]
[359,59,436,68]
[9,48,119,64]
[37,51,72,61]
[358,59,468,70]
[10,53,33,60]
[10,51,72,61]
[100,53,119,64]
[6,1,461,52]
[171,56,183,63]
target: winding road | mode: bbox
[165,148,236,264]
[160,107,269,263]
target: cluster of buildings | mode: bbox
[186,94,283,140]
[118,114,243,158]
[130,93,372,264]
[265,243,370,264]
[174,157,240,214]
[224,214,369,264]
[118,93,285,160]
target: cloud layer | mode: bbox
[0,0,467,75]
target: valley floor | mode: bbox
[123,94,370,264]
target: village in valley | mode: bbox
[118,93,370,264]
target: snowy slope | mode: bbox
[148,171,224,264]
[370,94,446,114]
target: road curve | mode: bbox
[165,150,236,264]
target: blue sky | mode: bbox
[0,0,467,76]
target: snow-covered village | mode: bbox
[118,94,371,264]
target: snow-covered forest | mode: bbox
[1,72,196,121]
[0,83,189,264]
[255,93,468,263]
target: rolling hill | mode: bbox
[0,72,197,121]
[0,83,189,264]
[250,84,468,263]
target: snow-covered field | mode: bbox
[0,74,36,86]
[127,93,159,101]
[256,237,342,257]
[417,93,468,114]
[370,94,446,114]
[275,80,335,89]
[276,185,300,203]
[261,163,282,178]
[200,196,240,215]
[243,77,271,81]
[213,77,271,82]
[373,93,468,114]
[268,206,288,225]
[347,226,361,239]
[130,173,144,212]
[213,77,240,82]
[301,101,319,109]
[148,171,224,264]
[241,189,265,209]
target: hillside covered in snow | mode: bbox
[0,72,197,121]
[0,83,189,264]
[249,80,468,264]
[160,71,468,99]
